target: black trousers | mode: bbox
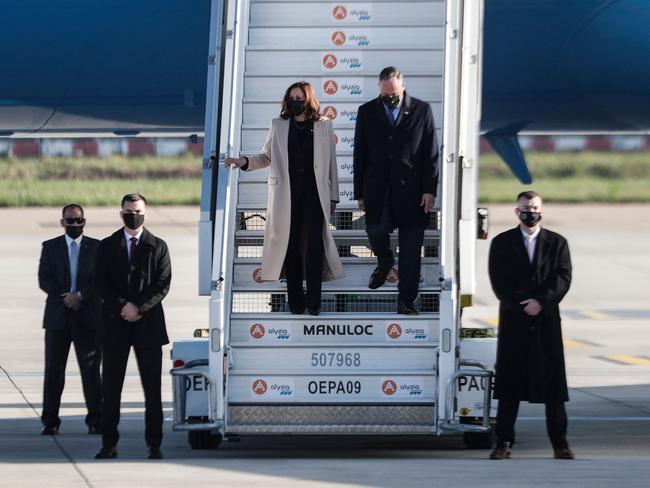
[42,315,101,429]
[496,398,569,449]
[366,202,425,304]
[100,343,163,449]
[285,193,324,312]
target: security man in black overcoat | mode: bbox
[488,190,574,460]
[94,193,171,460]
[353,67,439,314]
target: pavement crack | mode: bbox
[573,386,650,416]
[0,364,94,488]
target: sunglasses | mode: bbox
[63,217,85,225]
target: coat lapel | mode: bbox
[276,118,290,177]
[115,230,130,274]
[534,228,548,273]
[133,228,155,268]
[509,227,532,269]
[58,235,71,289]
[374,97,393,129]
[78,236,90,279]
[313,120,325,172]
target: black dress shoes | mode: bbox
[290,307,305,315]
[88,425,101,435]
[307,307,320,316]
[397,301,419,315]
[40,425,59,435]
[553,446,575,459]
[489,443,512,460]
[368,263,394,289]
[95,447,118,459]
[147,447,164,459]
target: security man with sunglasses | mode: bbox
[38,203,102,435]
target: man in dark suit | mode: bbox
[94,193,171,460]
[38,203,101,435]
[488,191,574,460]
[353,66,439,314]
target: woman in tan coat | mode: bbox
[225,81,344,315]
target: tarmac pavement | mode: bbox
[1,204,649,487]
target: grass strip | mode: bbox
[0,178,200,207]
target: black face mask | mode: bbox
[519,211,542,227]
[288,100,305,116]
[381,94,400,108]
[122,213,145,230]
[65,226,84,239]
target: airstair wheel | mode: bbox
[462,425,495,449]
[188,430,223,450]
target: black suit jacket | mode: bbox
[488,227,572,403]
[95,228,171,347]
[38,235,99,330]
[353,93,439,227]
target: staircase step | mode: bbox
[227,404,435,434]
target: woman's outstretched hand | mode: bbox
[224,157,247,168]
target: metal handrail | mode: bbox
[170,361,222,432]
[439,361,494,433]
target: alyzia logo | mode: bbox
[381,380,397,395]
[386,267,399,283]
[405,327,427,340]
[401,383,423,395]
[349,8,371,21]
[322,54,338,69]
[252,268,263,283]
[386,323,402,339]
[332,5,347,20]
[268,328,290,340]
[339,109,358,121]
[252,379,267,395]
[270,383,294,396]
[381,378,426,397]
[331,31,346,45]
[349,34,369,46]
[250,323,265,339]
[323,80,339,95]
[322,106,338,119]
[340,136,355,148]
[340,82,363,95]
[339,162,353,173]
[339,57,362,69]
[339,189,354,200]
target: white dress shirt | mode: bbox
[520,226,541,263]
[64,233,83,249]
[124,228,143,261]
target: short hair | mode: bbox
[379,66,404,83]
[121,192,148,208]
[61,203,84,217]
[280,81,321,122]
[516,190,541,203]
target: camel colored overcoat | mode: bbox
[245,117,345,282]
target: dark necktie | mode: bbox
[129,237,138,264]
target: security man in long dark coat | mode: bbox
[488,190,574,460]
[353,66,439,314]
[94,193,171,460]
